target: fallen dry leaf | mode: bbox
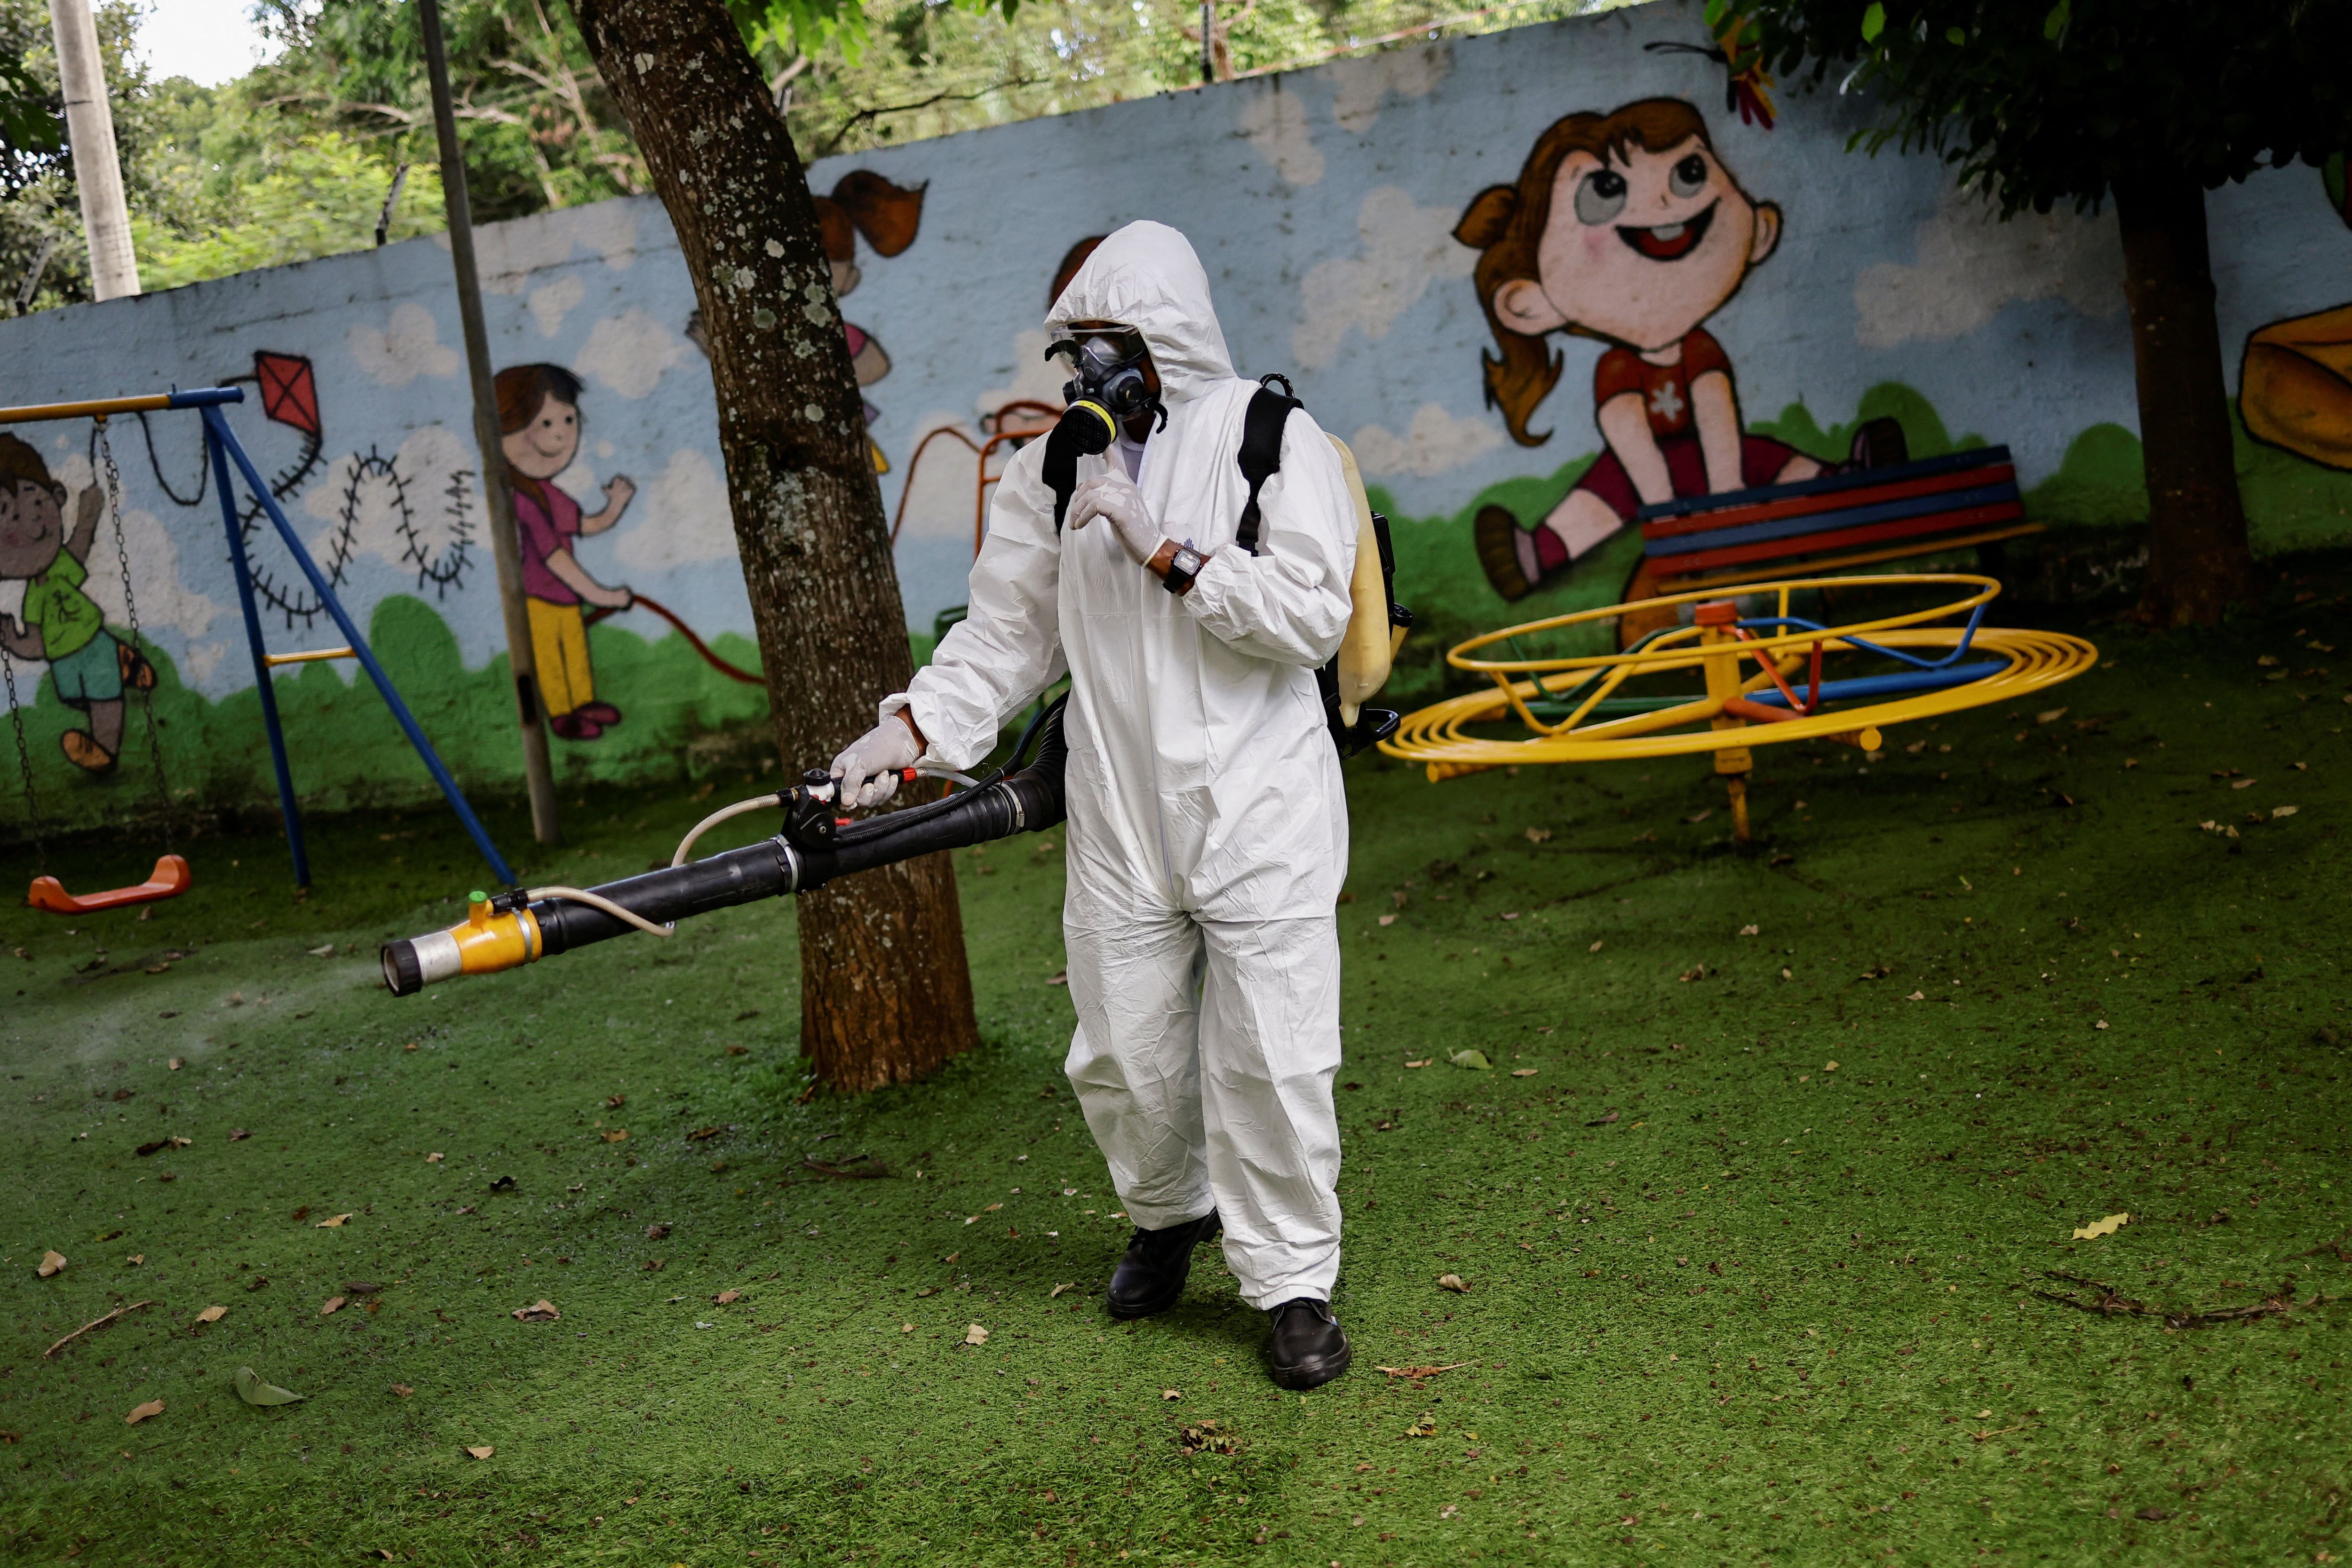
[1402,1414,1438,1439]
[194,1305,225,1326]
[1588,939,1604,953]
[644,1223,670,1240]
[511,1299,561,1323]
[124,1399,163,1425]
[167,1057,182,1071]
[37,1251,66,1278]
[232,1366,303,1406]
[1403,1058,1431,1069]
[1511,1067,1538,1077]
[1377,913,1398,927]
[602,1130,629,1143]
[2035,707,2067,725]
[1436,1273,1470,1293]
[2273,805,2299,819]
[1375,1362,1470,1381]
[604,1093,625,1109]
[1525,826,1551,843]
[1684,808,1713,824]
[316,1213,352,1228]
[1161,1388,1181,1401]
[714,1289,742,1305]
[1739,924,1759,937]
[1049,1282,1074,1298]
[425,1152,443,1164]
[320,1296,346,1316]
[390,1384,413,1397]
[1905,990,1927,1001]
[963,1323,990,1346]
[1047,971,1069,985]
[464,1444,494,1460]
[2073,1213,2130,1241]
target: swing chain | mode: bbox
[97,418,175,853]
[0,641,46,875]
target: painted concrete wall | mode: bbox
[2,0,2347,838]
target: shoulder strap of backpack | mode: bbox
[1234,373,1300,558]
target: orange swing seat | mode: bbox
[26,854,193,915]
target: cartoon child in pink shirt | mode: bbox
[496,363,636,741]
[1456,97,1901,600]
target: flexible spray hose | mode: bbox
[526,886,675,937]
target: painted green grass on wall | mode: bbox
[0,596,771,839]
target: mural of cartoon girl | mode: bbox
[1455,97,1899,601]
[495,363,636,742]
[815,171,926,473]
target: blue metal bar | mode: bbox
[1738,604,1989,672]
[1742,661,2007,708]
[164,387,246,410]
[208,420,310,887]
[202,404,516,887]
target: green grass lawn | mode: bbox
[1,570,2348,1567]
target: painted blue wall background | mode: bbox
[0,0,2344,827]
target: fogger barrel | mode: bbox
[381,700,1068,997]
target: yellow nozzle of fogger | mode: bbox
[381,890,542,996]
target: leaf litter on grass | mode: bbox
[232,1367,303,1407]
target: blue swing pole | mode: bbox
[205,406,312,887]
[199,402,517,888]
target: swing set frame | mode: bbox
[1,385,514,899]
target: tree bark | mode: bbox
[2114,173,2257,627]
[570,0,978,1092]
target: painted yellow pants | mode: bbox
[527,598,595,716]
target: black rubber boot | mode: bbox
[1265,1297,1351,1390]
[1105,1211,1220,1320]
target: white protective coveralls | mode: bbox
[882,222,1358,1309]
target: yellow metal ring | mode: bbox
[1379,574,2097,776]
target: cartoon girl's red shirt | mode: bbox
[1593,327,1734,439]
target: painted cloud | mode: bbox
[348,302,460,387]
[1349,403,1503,479]
[576,308,693,400]
[1293,185,1478,369]
[1855,182,2123,349]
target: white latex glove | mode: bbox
[829,714,922,808]
[1066,470,1162,566]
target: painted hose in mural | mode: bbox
[380,698,1067,997]
[582,592,766,687]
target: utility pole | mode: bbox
[418,0,563,847]
[46,0,137,300]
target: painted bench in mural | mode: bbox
[1618,446,2042,642]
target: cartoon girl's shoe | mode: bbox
[60,730,117,773]
[1474,504,1571,602]
[548,712,604,741]
[576,702,622,727]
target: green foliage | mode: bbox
[251,0,644,222]
[1735,0,2352,214]
[133,81,448,290]
[0,0,162,311]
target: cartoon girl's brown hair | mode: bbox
[495,362,585,437]
[1455,98,1716,447]
[813,171,927,263]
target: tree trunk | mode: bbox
[2114,173,2257,627]
[570,0,979,1092]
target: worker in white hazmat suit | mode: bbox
[829,221,1358,1388]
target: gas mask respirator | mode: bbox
[1041,328,1165,531]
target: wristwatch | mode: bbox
[1162,543,1205,596]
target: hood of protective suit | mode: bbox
[1044,221,1235,404]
